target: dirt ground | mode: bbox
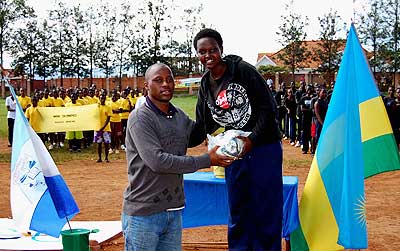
[0,139,399,251]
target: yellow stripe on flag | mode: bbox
[35,104,101,133]
[359,96,393,142]
[299,156,343,251]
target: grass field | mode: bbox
[0,98,7,138]
[0,96,199,162]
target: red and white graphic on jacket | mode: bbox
[207,83,252,129]
[215,90,230,109]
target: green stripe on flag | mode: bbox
[363,133,400,178]
[290,225,309,251]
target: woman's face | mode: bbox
[196,37,223,70]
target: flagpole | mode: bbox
[66,217,73,232]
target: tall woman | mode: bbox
[190,28,283,250]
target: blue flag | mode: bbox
[8,84,80,238]
[291,24,400,250]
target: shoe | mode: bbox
[69,149,73,152]
[295,142,301,147]
[48,144,54,150]
[121,144,126,151]
[302,151,308,154]
[7,144,12,147]
[290,142,295,146]
[105,159,110,163]
[115,149,120,154]
[96,159,102,163]
[284,136,288,140]
[60,142,64,147]
[109,149,114,154]
[77,149,81,152]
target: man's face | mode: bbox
[20,89,25,97]
[146,65,175,104]
[196,37,223,70]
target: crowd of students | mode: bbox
[7,85,146,162]
[268,80,400,153]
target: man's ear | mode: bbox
[220,45,223,55]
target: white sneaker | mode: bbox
[60,142,64,148]
[109,149,114,154]
[48,144,54,150]
[121,144,126,151]
[115,149,120,154]
[295,142,301,147]
[290,142,295,146]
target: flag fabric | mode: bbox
[8,84,79,238]
[290,24,400,251]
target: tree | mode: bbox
[276,1,310,83]
[67,4,89,87]
[95,3,117,91]
[383,0,400,86]
[48,1,73,87]
[180,4,205,76]
[144,0,174,64]
[0,0,34,97]
[357,0,387,76]
[315,9,345,85]
[86,6,100,86]
[9,17,39,80]
[36,19,56,83]
[115,1,134,89]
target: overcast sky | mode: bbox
[4,0,367,67]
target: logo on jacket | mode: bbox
[207,83,251,129]
[216,90,230,109]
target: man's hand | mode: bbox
[208,146,235,167]
[236,136,253,158]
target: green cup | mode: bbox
[60,229,91,251]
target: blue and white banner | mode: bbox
[9,84,79,238]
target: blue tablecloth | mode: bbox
[182,172,299,238]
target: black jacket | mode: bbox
[190,55,281,147]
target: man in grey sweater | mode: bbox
[122,63,233,251]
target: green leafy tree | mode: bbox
[36,19,56,83]
[0,0,34,97]
[315,9,345,85]
[383,0,400,86]
[95,3,117,80]
[180,4,205,76]
[357,0,387,75]
[9,17,39,80]
[115,1,134,89]
[48,1,73,87]
[276,1,310,83]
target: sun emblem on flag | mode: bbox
[354,195,367,228]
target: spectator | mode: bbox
[18,88,31,112]
[94,94,112,163]
[5,94,16,147]
[314,88,328,147]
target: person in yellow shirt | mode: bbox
[41,88,54,107]
[18,88,32,112]
[119,90,132,151]
[25,96,45,142]
[95,94,112,163]
[109,91,123,154]
[65,93,83,152]
[51,89,66,149]
[76,89,88,106]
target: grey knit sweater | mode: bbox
[122,101,211,216]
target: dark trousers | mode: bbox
[8,118,14,145]
[301,115,312,153]
[225,142,283,251]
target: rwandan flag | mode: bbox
[8,84,79,238]
[290,24,400,250]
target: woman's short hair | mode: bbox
[193,28,223,50]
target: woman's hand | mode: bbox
[236,136,253,158]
